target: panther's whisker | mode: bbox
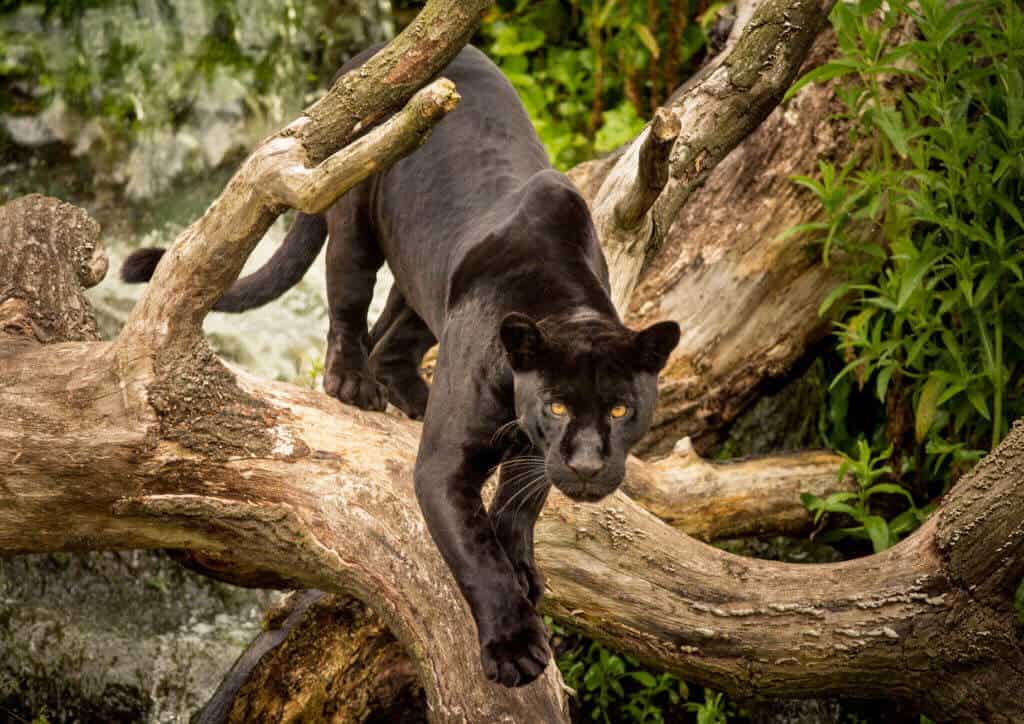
[493,472,548,520]
[510,476,550,521]
[490,418,525,447]
[493,468,545,498]
[513,478,551,522]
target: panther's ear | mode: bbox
[634,321,680,372]
[500,313,546,371]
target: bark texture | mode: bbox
[195,591,424,724]
[3,196,1024,722]
[623,438,849,541]
[624,28,851,455]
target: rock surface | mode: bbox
[0,551,283,723]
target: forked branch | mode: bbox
[585,0,837,310]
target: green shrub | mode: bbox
[792,0,1024,504]
[479,0,711,168]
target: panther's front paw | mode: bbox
[513,558,545,609]
[480,606,550,687]
[324,369,388,412]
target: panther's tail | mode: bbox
[120,212,329,313]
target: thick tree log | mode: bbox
[624,26,852,455]
[3,196,1024,722]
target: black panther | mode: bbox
[123,44,679,688]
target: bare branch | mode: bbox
[623,438,849,540]
[270,80,460,214]
[116,78,460,361]
[112,0,489,363]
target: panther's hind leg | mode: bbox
[322,190,388,411]
[368,285,436,420]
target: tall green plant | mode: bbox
[479,0,710,168]
[791,0,1024,482]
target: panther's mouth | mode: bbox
[554,480,617,503]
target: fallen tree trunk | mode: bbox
[3,196,1024,722]
[194,440,850,723]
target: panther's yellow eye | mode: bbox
[610,404,629,419]
[549,402,568,416]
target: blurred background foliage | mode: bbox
[2,0,1023,722]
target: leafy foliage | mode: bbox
[1,1,360,148]
[478,0,711,168]
[802,440,932,552]
[794,0,1024,504]
[549,617,742,723]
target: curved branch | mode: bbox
[114,0,491,362]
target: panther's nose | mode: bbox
[567,459,603,479]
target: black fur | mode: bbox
[128,45,680,687]
[120,247,165,283]
[121,213,328,313]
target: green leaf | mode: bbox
[897,248,943,310]
[864,483,916,505]
[630,671,657,688]
[874,107,910,157]
[819,282,853,316]
[632,24,660,59]
[968,387,991,421]
[784,59,860,101]
[862,515,892,553]
[915,373,946,443]
[821,500,861,517]
[875,365,894,403]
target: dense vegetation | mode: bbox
[3,0,1022,721]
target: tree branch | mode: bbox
[582,0,835,310]
[623,438,849,541]
[612,108,681,230]
[117,78,459,362]
[113,0,490,364]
